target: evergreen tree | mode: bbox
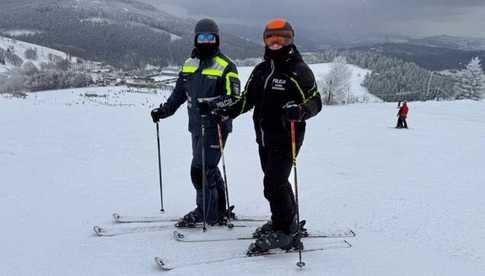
[456,57,485,100]
[305,49,457,101]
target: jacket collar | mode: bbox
[263,44,303,65]
[191,47,221,61]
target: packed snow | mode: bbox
[1,81,484,275]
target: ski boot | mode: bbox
[252,220,273,238]
[297,220,309,237]
[247,219,304,256]
[226,205,237,220]
[174,208,203,228]
[252,219,308,238]
[215,205,237,227]
[247,230,303,256]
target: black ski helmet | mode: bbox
[193,19,220,58]
[194,18,220,36]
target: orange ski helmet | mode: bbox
[263,19,294,46]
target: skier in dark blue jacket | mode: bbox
[151,19,241,227]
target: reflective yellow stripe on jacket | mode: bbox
[181,58,199,74]
[181,55,239,96]
[289,77,318,103]
[202,56,228,76]
[225,72,239,96]
[181,56,228,77]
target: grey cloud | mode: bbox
[162,0,485,38]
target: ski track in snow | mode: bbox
[1,84,484,275]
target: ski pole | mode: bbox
[156,122,165,213]
[217,122,233,228]
[291,121,305,268]
[201,115,208,232]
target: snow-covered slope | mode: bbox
[1,88,484,275]
[0,36,76,74]
[310,63,380,102]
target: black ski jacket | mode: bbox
[226,45,322,146]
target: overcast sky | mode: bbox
[163,0,485,38]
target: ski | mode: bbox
[172,229,356,243]
[154,240,352,271]
[112,212,267,224]
[93,224,172,237]
[93,223,248,237]
[112,213,174,223]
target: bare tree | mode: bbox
[0,70,26,94]
[319,56,352,105]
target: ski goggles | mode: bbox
[196,33,217,44]
[264,31,293,47]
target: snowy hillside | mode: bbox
[1,88,484,275]
[0,0,262,67]
[310,63,380,102]
[237,63,380,103]
[409,35,485,51]
[0,36,77,74]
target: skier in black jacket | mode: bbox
[151,19,241,227]
[212,19,322,252]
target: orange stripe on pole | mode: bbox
[291,121,296,163]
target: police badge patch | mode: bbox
[272,78,287,91]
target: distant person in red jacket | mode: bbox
[396,101,409,128]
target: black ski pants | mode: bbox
[396,116,408,128]
[258,138,303,233]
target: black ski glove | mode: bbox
[198,96,233,120]
[283,102,306,122]
[198,100,211,116]
[151,106,170,123]
[211,108,230,123]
